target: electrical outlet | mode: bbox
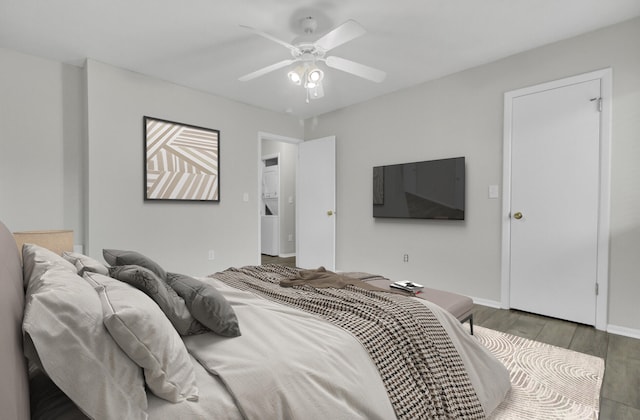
[403,254,409,263]
[208,250,215,260]
[288,234,293,242]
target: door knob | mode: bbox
[513,212,523,220]
[327,210,334,216]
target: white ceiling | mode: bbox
[1,0,639,119]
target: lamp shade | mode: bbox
[13,230,73,257]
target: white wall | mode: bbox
[306,17,640,331]
[0,48,84,241]
[262,139,297,255]
[85,60,303,275]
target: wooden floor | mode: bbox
[473,304,640,420]
[261,254,296,267]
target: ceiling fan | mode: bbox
[239,17,386,102]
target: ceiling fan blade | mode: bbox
[239,59,296,82]
[315,19,366,52]
[240,25,299,53]
[325,56,386,83]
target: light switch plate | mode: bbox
[489,185,499,199]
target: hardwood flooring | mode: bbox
[473,305,640,420]
[260,254,296,267]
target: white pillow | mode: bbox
[22,248,148,420]
[85,272,199,403]
[22,243,76,287]
[62,251,110,276]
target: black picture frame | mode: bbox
[143,116,220,202]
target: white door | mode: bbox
[296,136,336,270]
[508,78,602,325]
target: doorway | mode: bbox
[259,133,301,266]
[501,69,611,330]
[257,133,337,270]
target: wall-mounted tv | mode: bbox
[373,157,465,220]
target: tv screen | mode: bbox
[373,157,465,220]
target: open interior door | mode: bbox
[296,136,336,270]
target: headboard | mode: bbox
[0,221,30,420]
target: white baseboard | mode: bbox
[278,253,295,258]
[471,297,502,308]
[469,299,640,339]
[607,324,640,340]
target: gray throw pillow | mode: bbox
[166,273,241,337]
[108,265,207,336]
[103,249,166,280]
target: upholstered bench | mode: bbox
[419,287,474,335]
[360,277,474,334]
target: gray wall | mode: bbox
[0,47,84,241]
[0,50,303,275]
[262,139,297,255]
[305,17,640,331]
[85,60,303,275]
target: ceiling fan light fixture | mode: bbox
[303,65,323,89]
[287,67,304,85]
[239,18,386,105]
[307,67,323,83]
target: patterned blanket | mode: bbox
[211,265,484,420]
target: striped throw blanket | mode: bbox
[211,265,484,420]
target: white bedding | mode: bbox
[147,354,243,420]
[21,250,509,419]
[184,279,397,420]
[162,277,510,420]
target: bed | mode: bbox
[0,219,510,420]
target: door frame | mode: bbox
[257,132,303,262]
[500,68,612,330]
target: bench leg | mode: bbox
[460,314,474,335]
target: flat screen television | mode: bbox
[372,157,465,220]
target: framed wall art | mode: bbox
[143,116,220,202]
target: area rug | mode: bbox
[471,326,605,420]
